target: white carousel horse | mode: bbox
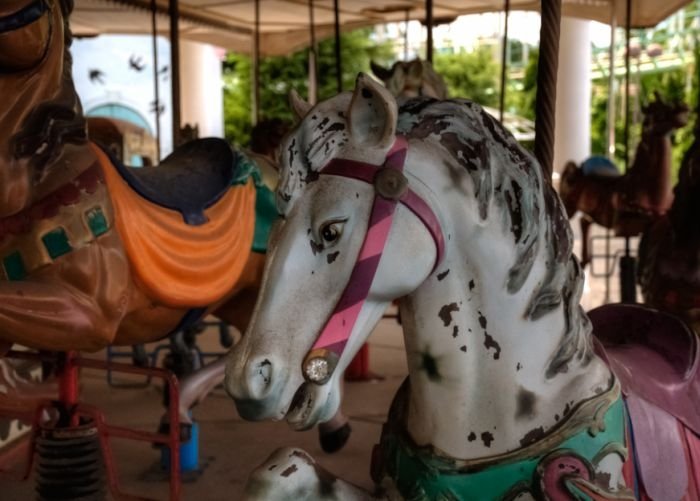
[225,74,700,499]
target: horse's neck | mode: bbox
[397,208,612,460]
[628,129,674,208]
[0,144,97,217]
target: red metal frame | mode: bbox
[0,350,181,501]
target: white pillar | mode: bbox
[553,17,591,174]
[179,40,224,138]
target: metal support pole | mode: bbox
[169,0,181,148]
[499,0,510,122]
[150,0,161,160]
[604,4,617,303]
[404,9,410,60]
[533,0,561,180]
[253,0,260,124]
[620,0,636,303]
[425,0,433,63]
[308,0,318,104]
[333,0,342,94]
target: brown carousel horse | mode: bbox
[0,0,275,415]
[559,93,689,267]
[638,111,700,334]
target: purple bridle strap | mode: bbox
[302,136,445,384]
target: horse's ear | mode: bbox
[370,61,393,82]
[347,73,397,150]
[653,90,664,104]
[407,59,424,80]
[289,90,312,119]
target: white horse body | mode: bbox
[225,76,628,500]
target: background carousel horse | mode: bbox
[559,93,689,267]
[370,59,448,100]
[0,0,277,421]
[638,108,700,335]
[225,74,700,500]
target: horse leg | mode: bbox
[245,447,384,501]
[580,216,592,269]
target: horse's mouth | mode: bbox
[285,381,328,431]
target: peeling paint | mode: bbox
[484,332,502,360]
[438,303,460,326]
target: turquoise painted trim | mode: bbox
[253,184,276,253]
[41,228,72,259]
[232,151,263,187]
[86,207,109,237]
[380,396,627,500]
[3,252,27,281]
[232,151,278,253]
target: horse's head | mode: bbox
[0,0,86,216]
[371,58,447,100]
[669,131,700,242]
[225,75,440,428]
[642,92,689,136]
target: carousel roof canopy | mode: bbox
[72,0,692,56]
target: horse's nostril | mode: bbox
[247,357,274,399]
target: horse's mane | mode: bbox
[398,97,593,378]
[12,0,86,181]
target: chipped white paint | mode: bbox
[225,74,619,499]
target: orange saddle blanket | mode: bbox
[93,144,255,308]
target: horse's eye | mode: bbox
[320,221,343,243]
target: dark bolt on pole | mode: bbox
[499,0,511,123]
[425,0,433,63]
[620,0,637,304]
[169,0,181,148]
[334,0,342,94]
[253,0,260,124]
[150,0,161,160]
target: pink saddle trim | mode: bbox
[589,303,700,434]
[626,394,688,500]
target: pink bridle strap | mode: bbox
[302,136,445,385]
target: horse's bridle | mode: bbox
[0,0,48,34]
[302,136,445,384]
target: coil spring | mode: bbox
[35,422,105,501]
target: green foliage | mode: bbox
[512,47,538,121]
[223,29,394,148]
[433,46,500,107]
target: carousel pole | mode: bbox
[499,0,511,122]
[169,0,181,148]
[333,0,342,93]
[620,0,637,303]
[404,8,410,60]
[604,5,617,304]
[150,0,161,160]
[308,0,318,104]
[425,0,433,63]
[253,0,260,125]
[533,0,562,179]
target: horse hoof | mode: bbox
[319,422,352,453]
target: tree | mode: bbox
[433,46,500,107]
[223,29,394,147]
